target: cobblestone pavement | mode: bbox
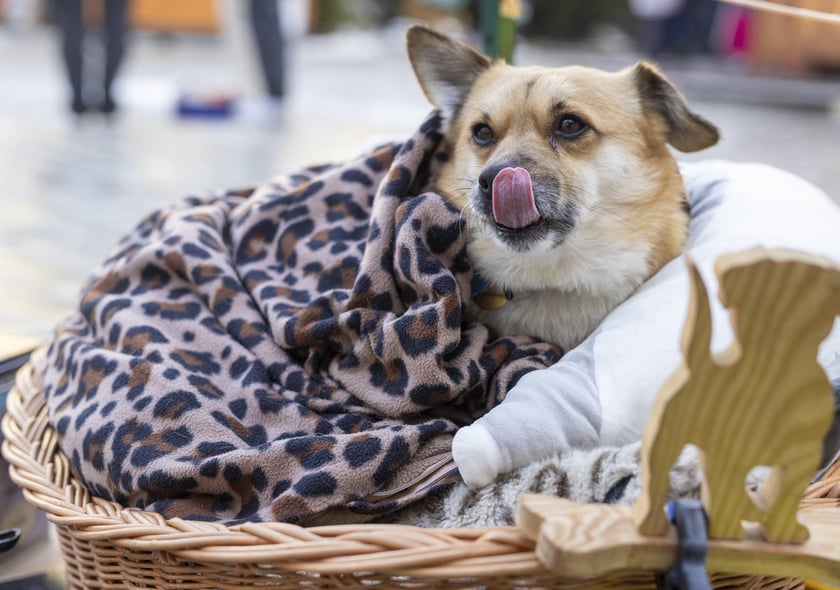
[1,25,838,340]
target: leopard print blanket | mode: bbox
[41,113,561,525]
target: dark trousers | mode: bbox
[52,0,130,108]
[249,0,285,98]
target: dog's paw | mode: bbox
[452,424,506,487]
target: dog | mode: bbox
[407,25,720,351]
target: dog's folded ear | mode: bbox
[633,61,720,152]
[407,25,491,124]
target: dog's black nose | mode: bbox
[478,163,511,198]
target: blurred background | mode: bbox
[0,0,838,341]
[0,0,838,585]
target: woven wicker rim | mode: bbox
[3,347,840,580]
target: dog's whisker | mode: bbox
[570,199,645,233]
[536,181,645,233]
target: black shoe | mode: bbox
[100,96,117,114]
[71,98,87,115]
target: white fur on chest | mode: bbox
[469,291,608,350]
[468,232,652,350]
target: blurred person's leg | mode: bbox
[635,17,669,56]
[662,0,715,55]
[666,5,693,54]
[51,0,85,113]
[102,0,130,113]
[686,0,717,53]
[249,0,285,98]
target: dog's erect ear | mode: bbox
[407,25,491,123]
[632,62,720,152]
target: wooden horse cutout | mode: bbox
[633,247,840,543]
[517,247,840,582]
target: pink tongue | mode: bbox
[492,167,540,229]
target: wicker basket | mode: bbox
[3,347,838,590]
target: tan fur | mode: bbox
[407,26,719,350]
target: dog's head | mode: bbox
[407,25,719,294]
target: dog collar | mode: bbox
[471,275,513,310]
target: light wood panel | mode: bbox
[518,248,840,580]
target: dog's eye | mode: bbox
[554,115,588,139]
[472,123,496,146]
